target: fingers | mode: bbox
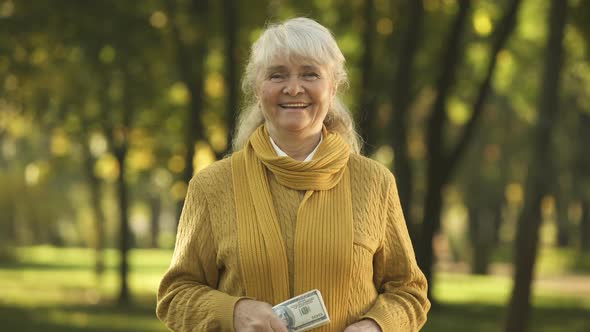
[269,316,289,332]
[235,299,288,332]
[343,319,382,332]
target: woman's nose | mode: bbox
[282,78,304,96]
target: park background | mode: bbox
[1,0,589,331]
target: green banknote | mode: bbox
[272,289,330,332]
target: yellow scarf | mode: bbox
[231,125,354,331]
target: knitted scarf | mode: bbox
[231,125,354,331]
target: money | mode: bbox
[272,289,330,332]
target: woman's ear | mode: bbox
[329,74,338,98]
[254,78,265,100]
[331,83,337,99]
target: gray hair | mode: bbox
[232,17,362,154]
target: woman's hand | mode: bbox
[343,319,382,332]
[234,299,288,332]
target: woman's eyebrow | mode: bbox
[300,65,319,71]
[266,65,288,73]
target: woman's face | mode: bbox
[257,56,334,137]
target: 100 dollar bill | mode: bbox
[272,289,330,332]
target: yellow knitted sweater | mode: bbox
[157,154,430,331]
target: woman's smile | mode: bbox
[279,102,311,109]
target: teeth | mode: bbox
[281,103,309,107]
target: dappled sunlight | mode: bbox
[166,154,185,174]
[50,130,71,157]
[94,153,120,181]
[167,82,189,106]
[128,148,155,171]
[24,162,42,186]
[193,141,216,174]
[149,11,167,29]
[205,72,225,98]
[446,97,471,125]
[1,0,589,331]
[473,9,493,36]
[494,49,515,93]
[376,18,393,36]
[99,45,116,64]
[208,124,228,153]
[434,273,513,305]
[169,181,187,201]
[371,145,394,168]
[505,183,524,206]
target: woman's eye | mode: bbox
[303,73,320,80]
[270,73,286,81]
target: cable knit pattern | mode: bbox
[268,170,303,297]
[157,154,430,331]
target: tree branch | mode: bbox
[445,0,523,180]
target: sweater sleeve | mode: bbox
[156,178,244,331]
[360,174,431,331]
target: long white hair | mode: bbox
[232,17,362,154]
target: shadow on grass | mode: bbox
[0,246,171,273]
[424,302,590,332]
[0,261,167,274]
[424,302,503,332]
[2,300,587,332]
[0,296,166,332]
[0,261,93,271]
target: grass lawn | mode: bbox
[0,246,588,331]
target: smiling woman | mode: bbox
[156,17,430,332]
[258,61,333,159]
[234,17,360,156]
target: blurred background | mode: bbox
[1,0,589,331]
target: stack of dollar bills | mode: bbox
[272,289,330,332]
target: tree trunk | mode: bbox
[504,1,567,331]
[492,198,504,247]
[581,201,590,252]
[390,0,423,233]
[82,141,106,278]
[418,169,445,302]
[358,0,377,154]
[150,193,161,248]
[469,205,495,275]
[555,194,570,247]
[167,0,209,224]
[223,0,238,157]
[115,144,131,305]
[549,143,570,248]
[115,63,136,305]
[418,0,471,303]
[577,113,590,252]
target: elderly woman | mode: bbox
[157,17,430,331]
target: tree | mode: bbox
[417,0,522,301]
[504,0,568,330]
[165,0,210,223]
[577,112,590,252]
[223,0,239,156]
[388,0,424,232]
[357,0,377,154]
